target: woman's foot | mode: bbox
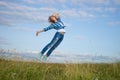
[38,52,43,60]
[42,55,47,61]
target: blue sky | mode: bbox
[0,0,120,59]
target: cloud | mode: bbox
[0,0,95,27]
[0,1,58,26]
[60,9,95,18]
[13,26,36,32]
[24,0,110,5]
[86,7,117,13]
[78,11,95,17]
[89,0,110,5]
[0,0,119,27]
[23,0,36,4]
[71,0,110,6]
[50,51,118,63]
[23,0,57,5]
[108,21,120,26]
[113,0,120,5]
[23,0,67,4]
[74,35,85,40]
[117,52,120,56]
[70,0,118,14]
[61,9,79,17]
[0,36,11,46]
[23,0,119,13]
[24,0,119,7]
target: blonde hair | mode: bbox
[48,15,57,23]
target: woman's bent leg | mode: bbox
[40,32,58,54]
[46,35,64,57]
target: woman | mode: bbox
[36,13,66,61]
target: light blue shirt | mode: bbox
[43,17,66,32]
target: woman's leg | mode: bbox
[46,34,64,57]
[40,32,58,54]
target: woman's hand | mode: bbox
[36,29,44,36]
[36,31,39,36]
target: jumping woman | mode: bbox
[36,13,66,61]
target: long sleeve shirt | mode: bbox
[43,17,66,32]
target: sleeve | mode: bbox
[57,16,62,22]
[43,24,56,32]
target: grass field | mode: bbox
[0,59,120,80]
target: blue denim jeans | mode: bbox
[41,32,64,57]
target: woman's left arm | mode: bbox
[36,29,44,36]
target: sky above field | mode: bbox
[0,0,120,59]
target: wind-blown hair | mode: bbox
[48,15,57,23]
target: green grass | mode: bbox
[0,59,120,80]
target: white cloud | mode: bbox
[0,0,119,27]
[104,7,117,13]
[0,11,32,26]
[24,0,109,5]
[61,9,95,18]
[50,51,117,63]
[90,0,110,4]
[71,0,110,6]
[0,36,11,46]
[58,0,67,3]
[0,1,95,26]
[23,0,68,4]
[78,11,95,17]
[13,26,36,32]
[86,7,117,13]
[79,11,88,17]
[108,21,120,26]
[23,0,36,4]
[74,35,85,40]
[0,1,59,26]
[23,0,56,4]
[70,0,118,14]
[113,0,120,5]
[61,9,79,17]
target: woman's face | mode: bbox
[50,16,57,22]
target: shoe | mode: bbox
[38,52,43,60]
[42,55,47,61]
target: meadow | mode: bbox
[0,59,120,80]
